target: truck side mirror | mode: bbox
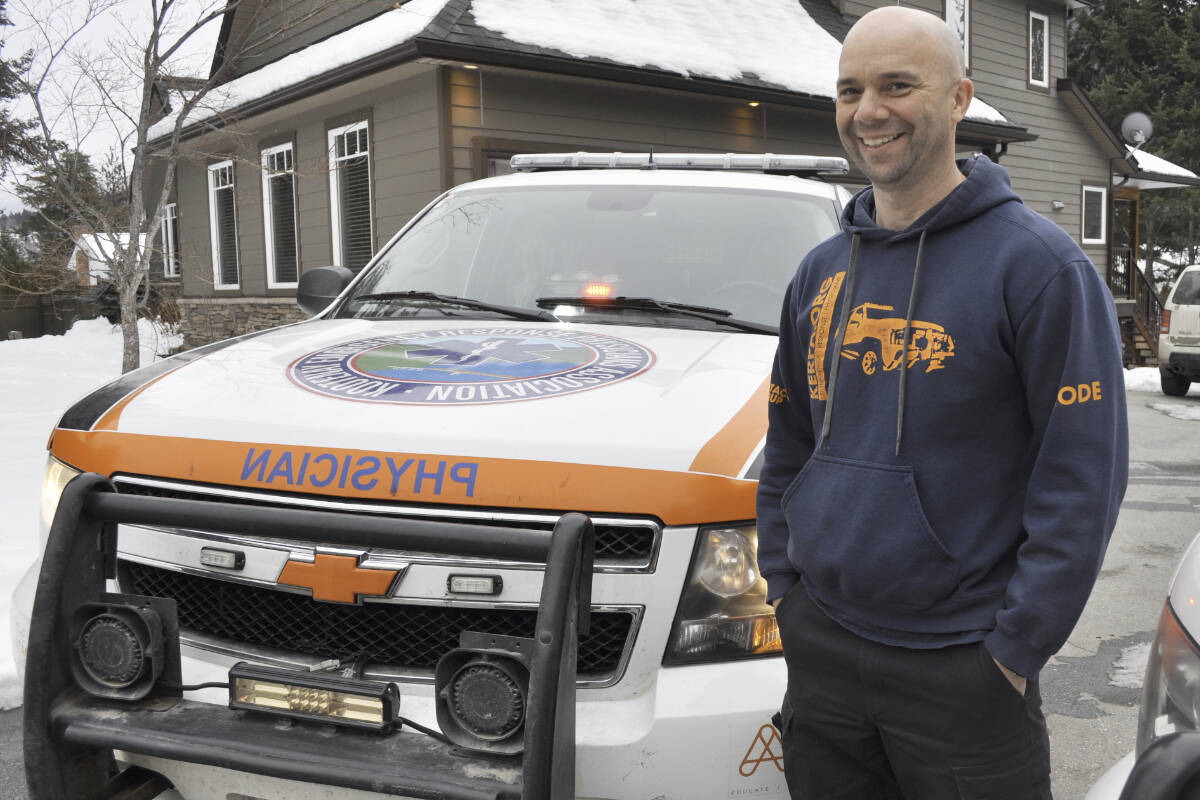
[1120,732,1200,800]
[297,266,354,316]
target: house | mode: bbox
[1055,79,1200,363]
[145,0,1197,358]
[68,232,148,287]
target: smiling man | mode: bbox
[756,6,1128,799]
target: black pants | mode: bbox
[775,584,1052,800]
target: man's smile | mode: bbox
[859,132,905,148]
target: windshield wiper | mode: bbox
[535,296,777,335]
[347,291,556,322]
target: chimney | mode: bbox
[76,243,90,287]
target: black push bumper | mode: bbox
[25,474,594,800]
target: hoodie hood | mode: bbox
[840,155,1023,240]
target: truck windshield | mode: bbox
[338,185,840,329]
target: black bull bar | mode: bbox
[24,473,595,800]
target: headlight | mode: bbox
[663,524,781,665]
[1137,601,1200,754]
[40,454,81,544]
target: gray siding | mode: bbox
[966,0,1111,271]
[220,0,393,79]
[178,68,440,299]
[447,68,845,187]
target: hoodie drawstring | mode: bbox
[895,230,927,456]
[818,232,860,450]
[817,231,926,457]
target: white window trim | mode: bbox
[1081,185,1107,245]
[160,202,179,278]
[327,120,374,269]
[1029,10,1050,89]
[946,0,969,71]
[262,143,299,289]
[207,160,240,290]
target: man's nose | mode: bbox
[856,89,890,122]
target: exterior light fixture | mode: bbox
[748,101,761,108]
[229,662,402,733]
[463,64,479,70]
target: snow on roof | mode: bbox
[70,233,149,283]
[76,232,145,260]
[148,0,1013,140]
[148,0,452,140]
[1127,146,1198,180]
[471,0,1009,126]
[473,0,842,96]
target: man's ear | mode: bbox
[950,78,975,123]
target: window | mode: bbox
[1029,10,1050,89]
[328,120,373,272]
[262,143,299,287]
[160,202,179,278]
[1082,186,1106,245]
[945,0,969,70]
[207,161,239,288]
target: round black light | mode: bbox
[78,614,145,688]
[449,662,525,740]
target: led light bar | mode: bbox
[510,152,849,175]
[228,662,401,733]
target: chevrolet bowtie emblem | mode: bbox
[277,553,401,604]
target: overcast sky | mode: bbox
[1,0,223,213]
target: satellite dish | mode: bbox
[1121,112,1153,148]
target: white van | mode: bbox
[14,153,847,800]
[1159,264,1200,396]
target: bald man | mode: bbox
[756,7,1127,799]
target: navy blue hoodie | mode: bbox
[756,156,1128,678]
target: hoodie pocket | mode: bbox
[781,453,958,611]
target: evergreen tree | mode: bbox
[15,149,102,274]
[0,0,36,172]
[1069,0,1200,281]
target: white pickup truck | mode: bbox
[14,153,849,799]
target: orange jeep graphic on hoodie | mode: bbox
[840,302,955,374]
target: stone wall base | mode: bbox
[178,297,308,348]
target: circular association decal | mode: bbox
[288,327,655,405]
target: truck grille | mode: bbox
[124,562,636,681]
[113,478,658,567]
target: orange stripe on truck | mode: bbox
[688,377,769,476]
[51,430,756,526]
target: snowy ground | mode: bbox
[0,318,181,708]
[0,328,1194,710]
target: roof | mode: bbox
[1056,79,1200,190]
[1125,146,1200,191]
[69,233,148,283]
[151,0,1030,144]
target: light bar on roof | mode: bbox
[509,152,849,175]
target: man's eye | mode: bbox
[838,87,860,99]
[887,82,911,92]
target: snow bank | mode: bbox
[1125,366,1200,396]
[0,318,181,709]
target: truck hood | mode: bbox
[51,320,773,523]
